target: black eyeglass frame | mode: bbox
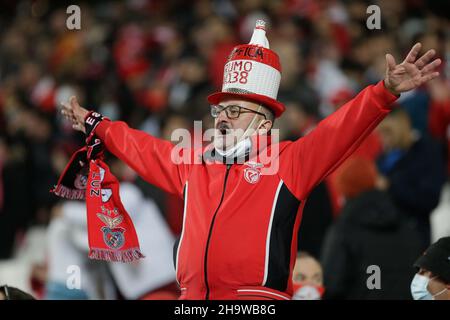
[210,104,267,120]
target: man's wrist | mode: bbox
[85,111,108,143]
[83,110,92,122]
[383,79,400,97]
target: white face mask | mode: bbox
[215,137,251,159]
[410,274,448,300]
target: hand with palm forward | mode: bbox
[384,42,441,96]
[60,96,89,133]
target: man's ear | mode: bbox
[258,119,273,134]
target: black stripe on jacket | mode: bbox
[264,183,301,292]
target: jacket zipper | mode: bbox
[204,164,232,300]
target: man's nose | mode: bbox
[216,108,229,122]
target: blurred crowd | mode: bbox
[0,0,449,299]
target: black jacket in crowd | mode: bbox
[378,134,446,248]
[320,190,423,300]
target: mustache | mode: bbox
[216,122,230,129]
[216,122,231,134]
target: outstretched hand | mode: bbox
[384,43,441,96]
[61,96,89,133]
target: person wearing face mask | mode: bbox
[292,252,325,300]
[59,19,441,300]
[411,237,450,300]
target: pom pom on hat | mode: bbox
[249,20,269,48]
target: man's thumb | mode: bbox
[70,96,79,110]
[386,54,396,71]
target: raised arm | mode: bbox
[60,97,190,196]
[280,43,441,200]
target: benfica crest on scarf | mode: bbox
[86,159,144,262]
[51,137,144,263]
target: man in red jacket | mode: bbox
[61,21,441,300]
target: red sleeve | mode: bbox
[95,120,190,197]
[279,81,398,200]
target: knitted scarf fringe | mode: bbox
[89,247,144,262]
[51,185,85,200]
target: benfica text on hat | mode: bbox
[208,20,285,118]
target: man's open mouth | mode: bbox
[217,123,231,135]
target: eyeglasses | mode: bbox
[0,285,10,300]
[210,104,267,120]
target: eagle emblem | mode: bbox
[97,213,125,249]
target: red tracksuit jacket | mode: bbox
[93,81,397,300]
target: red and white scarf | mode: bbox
[52,138,144,262]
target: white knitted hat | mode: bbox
[208,20,285,118]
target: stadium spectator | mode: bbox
[411,237,450,300]
[0,0,448,299]
[292,251,325,300]
[321,157,423,299]
[376,108,446,249]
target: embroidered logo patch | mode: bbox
[101,226,125,250]
[74,173,88,189]
[97,210,125,249]
[243,161,263,184]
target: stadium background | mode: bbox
[0,0,449,299]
